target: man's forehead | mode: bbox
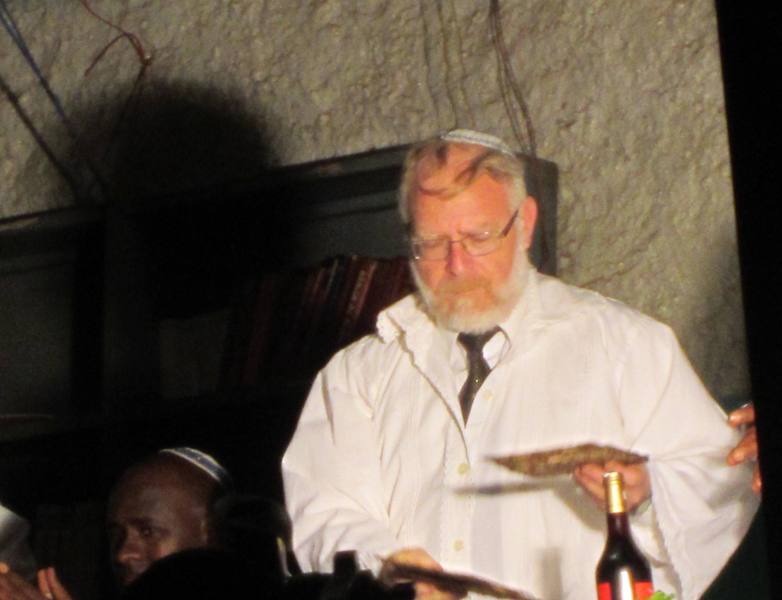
[111,473,178,504]
[108,479,200,521]
[110,462,193,503]
[415,143,491,186]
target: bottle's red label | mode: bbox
[597,581,654,600]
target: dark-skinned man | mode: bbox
[0,447,231,599]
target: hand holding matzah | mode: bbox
[490,443,650,511]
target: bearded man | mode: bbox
[282,130,758,600]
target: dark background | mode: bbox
[716,2,782,597]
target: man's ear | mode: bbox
[520,196,538,249]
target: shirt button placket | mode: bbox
[443,425,472,568]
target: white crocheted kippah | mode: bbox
[158,447,232,488]
[439,129,515,156]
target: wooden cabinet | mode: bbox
[0,147,558,598]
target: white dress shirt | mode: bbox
[282,270,758,599]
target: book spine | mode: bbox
[335,257,378,347]
[300,257,345,372]
[276,263,329,373]
[240,273,280,386]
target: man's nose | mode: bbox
[445,239,468,275]
[115,533,142,564]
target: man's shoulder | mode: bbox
[535,273,670,335]
[324,310,412,370]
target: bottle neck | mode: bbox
[604,471,631,538]
[605,472,626,514]
[606,511,631,538]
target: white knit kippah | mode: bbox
[439,129,515,156]
[158,447,232,488]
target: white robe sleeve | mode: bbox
[617,319,758,599]
[282,348,401,574]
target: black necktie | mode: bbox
[457,328,499,424]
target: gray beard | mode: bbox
[412,245,530,334]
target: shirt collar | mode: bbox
[377,266,544,346]
[495,266,541,347]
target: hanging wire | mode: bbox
[488,0,551,269]
[77,0,153,182]
[0,0,109,202]
[0,72,83,202]
[79,0,152,75]
[0,1,81,145]
[489,0,538,157]
[1,1,154,205]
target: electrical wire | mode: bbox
[1,1,153,205]
[0,0,84,155]
[0,0,108,203]
[489,0,538,157]
[77,0,152,191]
[488,0,551,270]
[0,71,83,202]
[79,0,152,74]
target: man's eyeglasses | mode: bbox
[410,209,519,261]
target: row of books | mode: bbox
[220,255,413,389]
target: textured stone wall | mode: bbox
[0,1,748,399]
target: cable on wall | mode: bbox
[0,0,108,203]
[0,1,82,147]
[77,0,154,191]
[79,0,152,77]
[0,71,83,203]
[1,1,154,205]
[489,0,538,157]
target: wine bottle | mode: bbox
[595,471,653,600]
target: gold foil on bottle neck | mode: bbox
[604,471,627,514]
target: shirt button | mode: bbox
[457,463,470,476]
[484,390,493,401]
[453,539,464,551]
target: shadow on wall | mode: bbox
[74,78,311,491]
[56,81,303,417]
[99,80,276,203]
[6,78,295,483]
[77,79,298,316]
[83,79,349,497]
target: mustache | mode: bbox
[435,277,491,295]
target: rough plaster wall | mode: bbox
[0,0,747,400]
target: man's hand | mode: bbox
[380,548,464,599]
[36,568,71,600]
[0,563,72,600]
[727,403,761,495]
[573,461,651,512]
